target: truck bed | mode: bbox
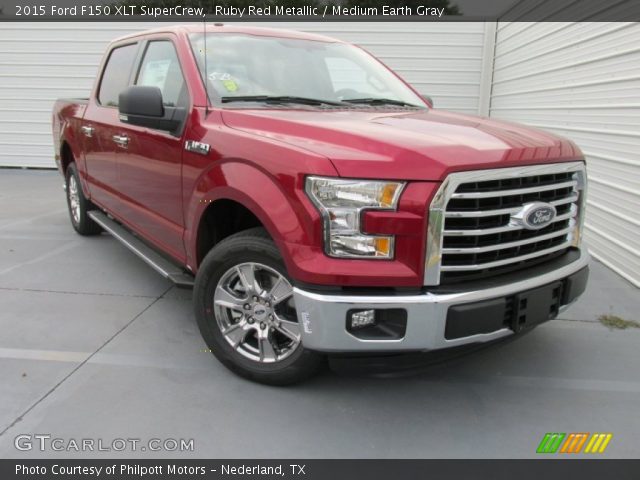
[52,98,89,172]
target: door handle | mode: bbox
[112,134,129,148]
[81,125,95,137]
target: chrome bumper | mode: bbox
[293,249,589,353]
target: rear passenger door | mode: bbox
[82,42,139,213]
[114,38,190,262]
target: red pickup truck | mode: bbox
[52,25,589,384]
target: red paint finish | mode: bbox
[222,108,582,181]
[52,25,584,288]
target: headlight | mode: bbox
[305,176,405,258]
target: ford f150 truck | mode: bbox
[52,25,589,384]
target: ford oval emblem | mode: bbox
[511,202,557,230]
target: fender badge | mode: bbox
[185,140,210,156]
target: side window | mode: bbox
[98,44,138,107]
[136,41,187,107]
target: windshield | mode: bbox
[189,33,426,107]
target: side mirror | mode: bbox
[421,95,434,108]
[118,86,182,132]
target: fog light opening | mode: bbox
[350,309,376,329]
[346,308,408,340]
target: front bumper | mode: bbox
[293,249,589,353]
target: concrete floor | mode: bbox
[0,169,638,459]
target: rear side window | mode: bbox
[98,43,138,107]
[136,41,187,107]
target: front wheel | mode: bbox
[194,228,324,385]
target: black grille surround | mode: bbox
[424,162,587,286]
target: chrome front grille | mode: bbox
[424,162,586,285]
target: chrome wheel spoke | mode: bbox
[68,177,80,223]
[258,335,278,362]
[269,276,293,305]
[237,264,261,294]
[214,286,246,312]
[275,316,301,342]
[223,322,248,348]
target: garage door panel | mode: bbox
[0,122,50,135]
[584,229,640,287]
[0,110,56,123]
[388,58,482,72]
[0,87,92,101]
[395,69,482,84]
[0,144,53,157]
[486,108,640,130]
[0,52,101,66]
[0,40,106,55]
[587,181,639,222]
[0,76,93,90]
[0,155,53,168]
[1,64,99,77]
[495,23,636,71]
[556,135,640,161]
[362,44,484,60]
[0,98,72,111]
[0,132,53,145]
[0,25,149,42]
[492,80,640,107]
[493,54,640,93]
[586,206,640,252]
[587,162,640,192]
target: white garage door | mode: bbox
[490,22,640,286]
[0,21,489,169]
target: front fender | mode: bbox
[184,160,323,276]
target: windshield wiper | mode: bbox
[221,95,346,106]
[342,97,420,107]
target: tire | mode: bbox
[65,163,102,236]
[194,227,324,385]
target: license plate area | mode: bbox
[510,281,563,333]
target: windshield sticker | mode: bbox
[207,72,239,92]
[208,71,231,81]
[221,79,238,92]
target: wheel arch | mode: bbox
[194,198,264,266]
[60,140,92,199]
[186,162,319,275]
[60,141,74,175]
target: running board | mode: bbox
[88,210,194,288]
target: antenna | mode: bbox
[202,13,210,115]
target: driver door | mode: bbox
[115,38,190,263]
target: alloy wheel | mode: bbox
[68,175,81,224]
[213,262,301,363]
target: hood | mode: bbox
[221,108,582,181]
